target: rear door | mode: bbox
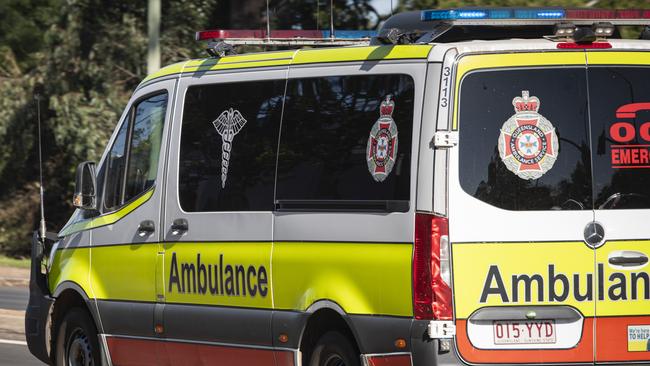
[587,51,650,364]
[449,53,596,364]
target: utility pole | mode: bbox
[147,0,161,74]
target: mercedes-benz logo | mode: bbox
[584,221,605,248]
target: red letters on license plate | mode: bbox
[493,320,557,345]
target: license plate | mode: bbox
[493,320,557,345]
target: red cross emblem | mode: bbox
[498,91,559,180]
[367,96,399,182]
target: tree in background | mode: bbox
[0,0,216,256]
[208,0,378,32]
[0,0,375,257]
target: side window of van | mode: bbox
[103,120,129,210]
[178,80,285,212]
[276,74,414,211]
[458,68,593,211]
[103,92,168,211]
[589,67,650,209]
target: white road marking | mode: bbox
[0,338,27,346]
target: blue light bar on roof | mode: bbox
[421,8,566,21]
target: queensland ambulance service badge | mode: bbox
[498,91,559,180]
[367,96,398,182]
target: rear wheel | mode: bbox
[308,331,359,366]
[55,308,101,366]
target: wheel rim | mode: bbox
[323,353,346,366]
[66,328,93,366]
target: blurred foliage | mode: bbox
[0,0,377,257]
[267,0,379,30]
[0,0,219,257]
[0,0,61,69]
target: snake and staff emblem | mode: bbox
[212,108,247,188]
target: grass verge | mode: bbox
[0,255,30,269]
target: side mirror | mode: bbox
[73,161,97,210]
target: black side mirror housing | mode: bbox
[641,26,650,40]
[73,161,97,210]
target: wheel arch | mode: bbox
[298,300,363,363]
[51,281,102,341]
[49,280,114,366]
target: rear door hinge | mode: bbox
[428,320,456,339]
[432,131,458,149]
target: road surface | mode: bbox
[0,342,42,366]
[0,286,29,311]
[0,286,44,365]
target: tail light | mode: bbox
[413,213,452,320]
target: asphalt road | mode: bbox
[0,343,43,366]
[0,286,43,365]
[0,286,29,311]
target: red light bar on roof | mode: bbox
[195,29,376,46]
[196,29,326,41]
[566,9,650,20]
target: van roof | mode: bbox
[139,38,650,88]
[140,45,433,86]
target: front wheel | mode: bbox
[55,308,101,366]
[308,331,360,366]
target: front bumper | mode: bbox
[24,231,54,365]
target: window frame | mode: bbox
[100,90,169,215]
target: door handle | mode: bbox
[608,251,648,267]
[137,220,155,236]
[171,218,188,235]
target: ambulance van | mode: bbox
[26,7,650,366]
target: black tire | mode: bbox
[308,331,360,366]
[54,308,101,366]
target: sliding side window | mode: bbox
[276,74,415,212]
[178,80,285,212]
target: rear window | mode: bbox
[458,68,593,211]
[589,67,650,209]
[275,74,415,211]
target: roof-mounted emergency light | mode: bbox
[421,8,565,21]
[196,29,377,57]
[420,7,650,25]
[195,29,377,42]
[195,29,377,54]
